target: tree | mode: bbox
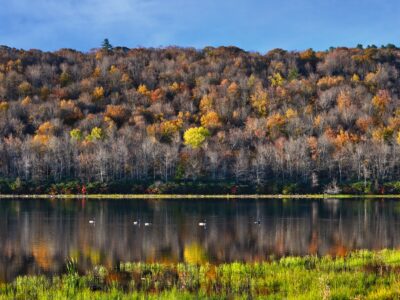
[200,111,221,129]
[101,38,113,52]
[2,44,400,192]
[86,127,105,142]
[105,105,129,126]
[137,84,150,96]
[92,86,105,101]
[70,129,83,141]
[60,100,83,124]
[372,90,391,114]
[250,89,269,116]
[0,101,9,112]
[183,127,210,148]
[269,73,284,87]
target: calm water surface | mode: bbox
[1,197,400,281]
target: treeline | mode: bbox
[1,43,400,194]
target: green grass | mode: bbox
[3,250,400,299]
[0,193,400,199]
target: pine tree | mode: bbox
[101,38,113,52]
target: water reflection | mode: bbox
[1,197,400,282]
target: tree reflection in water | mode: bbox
[1,197,400,282]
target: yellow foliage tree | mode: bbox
[93,67,101,77]
[200,111,221,129]
[121,73,130,84]
[33,121,54,145]
[388,114,400,131]
[337,90,351,112]
[60,100,83,123]
[334,130,358,148]
[21,96,31,106]
[59,71,71,87]
[269,73,284,87]
[247,74,256,88]
[266,113,286,130]
[227,82,239,95]
[351,74,360,82]
[109,65,119,74]
[372,90,391,114]
[314,115,322,127]
[0,101,9,112]
[317,76,344,90]
[299,48,316,61]
[372,126,393,142]
[199,95,213,113]
[169,82,180,92]
[365,72,376,85]
[250,89,269,116]
[70,128,83,141]
[18,81,32,96]
[285,108,297,119]
[85,127,104,142]
[160,118,183,137]
[183,127,210,148]
[37,121,54,135]
[95,51,103,61]
[105,105,129,124]
[137,84,150,95]
[334,130,350,148]
[92,86,105,101]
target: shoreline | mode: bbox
[1,193,400,199]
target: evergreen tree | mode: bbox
[101,38,113,52]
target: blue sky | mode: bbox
[1,0,399,53]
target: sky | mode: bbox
[0,0,399,53]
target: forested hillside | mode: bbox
[1,43,400,194]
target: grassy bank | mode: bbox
[2,250,400,299]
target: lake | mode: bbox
[1,197,400,282]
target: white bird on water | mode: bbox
[144,222,152,227]
[89,219,95,224]
[133,220,140,226]
[198,221,207,227]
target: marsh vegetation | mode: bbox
[2,250,400,299]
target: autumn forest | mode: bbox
[1,43,400,194]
